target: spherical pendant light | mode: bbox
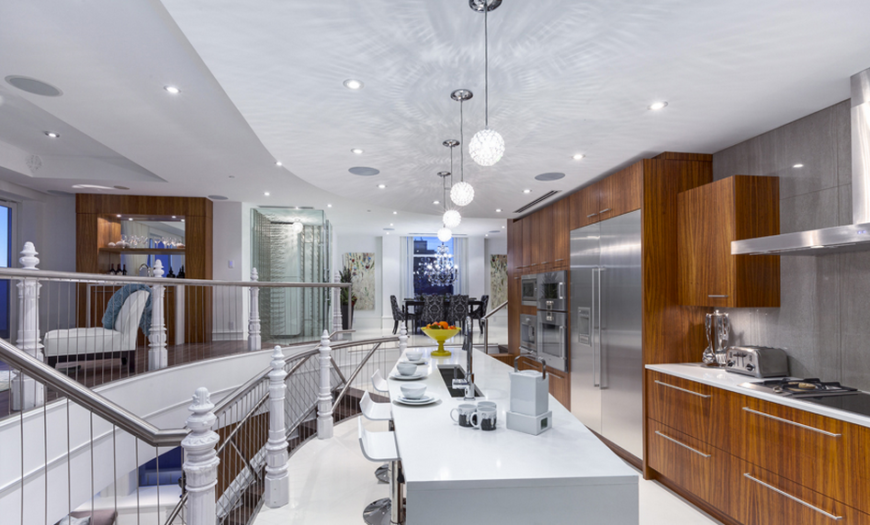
[443,209,462,228]
[292,222,304,234]
[437,227,453,243]
[451,181,475,207]
[469,128,504,166]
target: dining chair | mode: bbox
[420,294,444,326]
[470,295,489,332]
[389,295,406,335]
[446,294,469,333]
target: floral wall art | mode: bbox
[343,252,376,310]
[489,254,507,306]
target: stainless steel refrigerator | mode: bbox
[570,210,643,460]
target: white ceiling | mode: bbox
[1,0,870,238]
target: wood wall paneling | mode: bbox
[521,218,532,273]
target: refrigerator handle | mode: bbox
[598,267,605,389]
[592,268,600,388]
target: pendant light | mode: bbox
[468,0,504,167]
[441,140,462,228]
[450,89,475,207]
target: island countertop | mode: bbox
[387,346,638,524]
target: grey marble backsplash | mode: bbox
[712,100,870,389]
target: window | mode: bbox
[0,204,11,339]
[412,236,455,296]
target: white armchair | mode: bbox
[43,290,150,372]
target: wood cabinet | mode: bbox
[569,183,601,230]
[551,198,569,271]
[648,370,870,525]
[600,162,643,220]
[521,218,532,273]
[678,175,780,308]
[517,356,569,409]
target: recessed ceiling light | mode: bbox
[351,148,364,155]
[390,223,394,226]
[793,163,804,168]
[572,154,585,160]
[496,209,502,212]
[44,131,59,138]
[264,192,270,196]
[275,161,282,167]
[117,214,122,218]
[128,218,133,221]
[378,184,387,189]
[393,211,397,215]
[386,232,390,235]
[485,235,488,237]
[343,79,364,90]
[172,216,177,219]
[648,101,668,110]
[164,86,180,94]
[502,226,505,229]
[523,189,531,194]
[433,200,440,205]
[181,219,185,222]
[327,204,332,208]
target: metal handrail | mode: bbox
[482,300,508,355]
[0,266,351,288]
[0,338,188,447]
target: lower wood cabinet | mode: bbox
[647,370,870,525]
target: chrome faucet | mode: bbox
[452,316,475,400]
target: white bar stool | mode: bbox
[358,417,404,525]
[370,370,392,483]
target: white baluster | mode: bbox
[12,242,43,411]
[248,268,261,352]
[264,346,289,507]
[317,330,334,439]
[399,321,408,354]
[148,260,167,370]
[182,387,220,525]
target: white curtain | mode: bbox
[454,237,468,295]
[399,236,415,300]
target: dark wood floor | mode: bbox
[0,339,282,420]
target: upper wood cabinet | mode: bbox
[569,183,601,230]
[678,175,780,308]
[600,163,643,221]
[552,198,569,271]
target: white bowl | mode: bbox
[401,383,427,400]
[405,350,423,361]
[396,362,417,376]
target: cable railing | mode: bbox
[0,241,352,422]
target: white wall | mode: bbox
[211,201,248,341]
[380,235,400,330]
[466,236,486,300]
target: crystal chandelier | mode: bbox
[450,89,475,207]
[469,0,504,167]
[425,243,458,286]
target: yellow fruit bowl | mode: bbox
[422,327,461,356]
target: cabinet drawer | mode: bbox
[648,372,726,448]
[735,396,850,510]
[743,464,870,525]
[648,421,728,513]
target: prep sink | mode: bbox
[437,365,484,398]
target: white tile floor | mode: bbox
[255,417,723,525]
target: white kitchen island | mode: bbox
[387,347,638,525]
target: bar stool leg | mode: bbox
[363,497,391,525]
[391,459,405,524]
[375,463,390,483]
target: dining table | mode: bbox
[402,297,482,332]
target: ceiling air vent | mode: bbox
[513,191,561,214]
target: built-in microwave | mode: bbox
[537,271,567,312]
[521,274,538,306]
[520,314,537,353]
[537,310,568,372]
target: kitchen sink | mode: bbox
[437,365,483,398]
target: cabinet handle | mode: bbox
[654,380,711,398]
[542,261,550,264]
[654,431,711,458]
[743,473,843,521]
[587,213,598,218]
[555,259,564,261]
[742,407,841,437]
[599,208,612,214]
[708,295,729,298]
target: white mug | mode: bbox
[450,403,477,428]
[470,406,497,431]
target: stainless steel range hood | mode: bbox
[732,67,870,256]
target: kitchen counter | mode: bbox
[389,347,638,525]
[646,363,870,429]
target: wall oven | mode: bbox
[520,314,537,354]
[537,271,567,312]
[521,274,538,306]
[537,310,568,372]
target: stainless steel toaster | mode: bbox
[725,346,790,378]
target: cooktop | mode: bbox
[799,393,870,418]
[740,377,870,418]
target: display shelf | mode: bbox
[99,247,186,255]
